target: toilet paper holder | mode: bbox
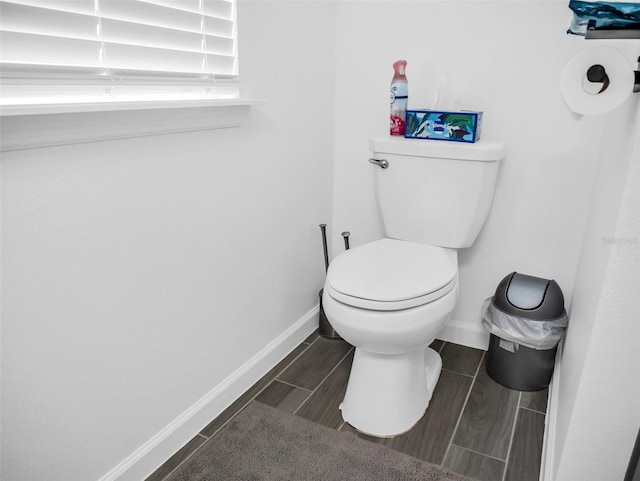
[587,57,640,93]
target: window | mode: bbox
[0,0,239,107]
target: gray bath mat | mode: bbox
[166,401,473,481]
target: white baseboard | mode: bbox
[97,306,319,481]
[437,318,490,350]
[539,340,563,481]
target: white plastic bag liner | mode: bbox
[481,298,568,350]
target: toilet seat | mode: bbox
[326,238,457,311]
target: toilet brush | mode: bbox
[318,224,342,340]
[320,224,329,272]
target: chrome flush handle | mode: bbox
[368,157,389,169]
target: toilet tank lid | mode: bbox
[370,137,505,162]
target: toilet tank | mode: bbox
[370,137,505,248]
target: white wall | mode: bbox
[0,2,336,480]
[332,1,606,347]
[550,101,640,480]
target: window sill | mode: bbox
[0,98,265,151]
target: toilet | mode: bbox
[323,136,505,437]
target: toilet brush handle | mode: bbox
[342,231,351,251]
[319,224,329,272]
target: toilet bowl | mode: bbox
[322,238,458,437]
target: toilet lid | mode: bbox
[326,238,457,310]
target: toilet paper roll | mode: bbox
[560,46,634,116]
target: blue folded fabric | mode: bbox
[568,1,640,35]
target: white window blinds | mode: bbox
[0,0,239,105]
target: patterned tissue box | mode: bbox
[404,110,482,143]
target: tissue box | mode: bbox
[404,110,482,143]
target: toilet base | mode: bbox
[339,346,442,437]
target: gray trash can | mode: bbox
[481,272,568,391]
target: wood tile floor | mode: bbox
[146,332,548,481]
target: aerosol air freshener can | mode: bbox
[390,59,408,136]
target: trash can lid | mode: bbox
[493,272,565,320]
